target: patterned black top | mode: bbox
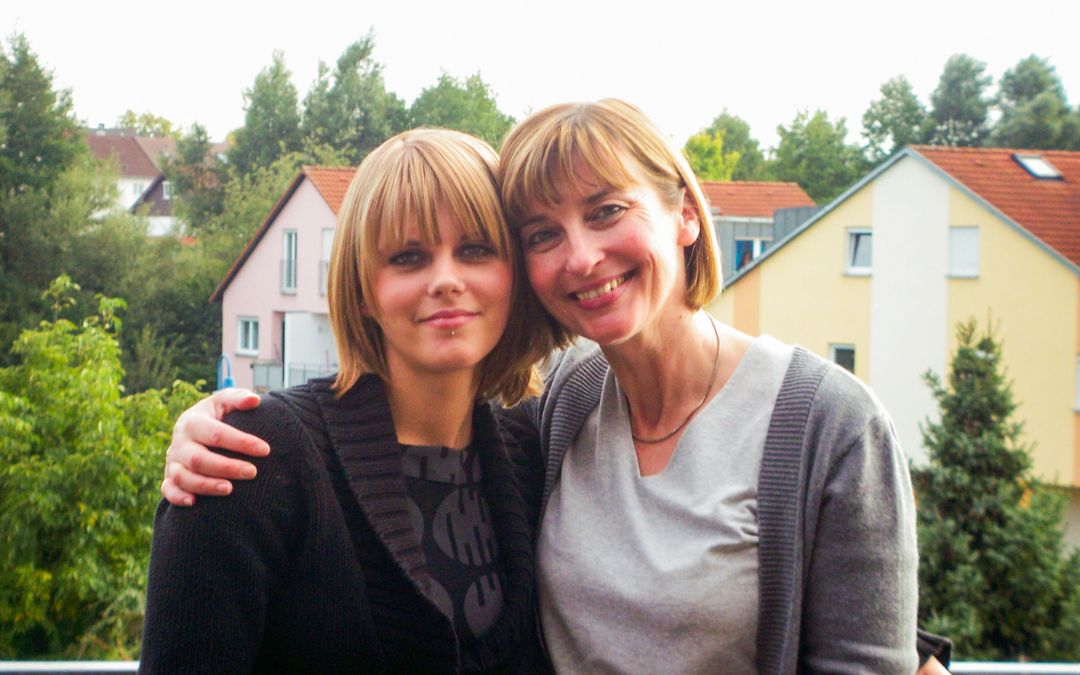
[401,443,505,643]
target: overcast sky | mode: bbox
[6,0,1080,150]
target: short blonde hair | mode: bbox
[499,99,722,343]
[327,128,550,405]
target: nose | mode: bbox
[427,253,466,296]
[563,228,603,277]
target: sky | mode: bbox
[5,0,1080,150]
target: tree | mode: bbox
[409,73,514,146]
[770,109,864,202]
[0,278,201,657]
[300,34,408,164]
[991,56,1080,150]
[682,129,739,181]
[929,54,992,146]
[162,123,226,232]
[703,110,765,180]
[862,75,930,163]
[228,51,303,177]
[115,110,178,138]
[913,319,1080,660]
[0,34,84,195]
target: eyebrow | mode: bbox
[518,186,618,228]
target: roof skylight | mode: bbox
[1014,153,1063,179]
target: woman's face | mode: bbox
[517,159,700,346]
[370,202,512,380]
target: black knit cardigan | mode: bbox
[140,375,544,674]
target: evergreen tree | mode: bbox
[228,51,303,176]
[914,319,1080,659]
[929,54,992,146]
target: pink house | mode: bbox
[212,167,355,391]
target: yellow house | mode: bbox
[711,146,1080,546]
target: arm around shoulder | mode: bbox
[140,399,310,672]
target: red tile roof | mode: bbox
[700,181,815,218]
[304,166,356,213]
[912,145,1080,268]
[86,134,159,177]
[133,136,178,171]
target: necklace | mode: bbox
[630,317,722,444]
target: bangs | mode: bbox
[502,102,681,226]
[364,134,511,258]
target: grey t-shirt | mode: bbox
[537,335,793,674]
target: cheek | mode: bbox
[525,253,560,302]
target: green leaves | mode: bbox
[683,129,739,181]
[0,288,201,657]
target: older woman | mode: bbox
[140,128,552,672]
[160,102,937,673]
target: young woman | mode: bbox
[159,102,945,674]
[140,129,553,673]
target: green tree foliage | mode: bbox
[409,73,514,146]
[770,109,865,202]
[862,75,930,163]
[991,56,1080,150]
[929,54,992,146]
[682,129,739,181]
[702,110,766,180]
[162,123,226,232]
[114,110,178,139]
[0,278,202,657]
[0,35,84,194]
[301,34,408,164]
[228,51,303,176]
[914,320,1080,659]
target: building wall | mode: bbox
[945,185,1079,487]
[117,177,151,210]
[869,157,950,465]
[220,178,335,390]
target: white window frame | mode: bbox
[829,343,856,374]
[948,226,980,278]
[1014,153,1062,180]
[237,316,259,356]
[846,229,872,276]
[733,237,771,272]
[162,180,173,200]
[320,228,334,297]
[281,229,298,294]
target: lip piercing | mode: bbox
[450,330,456,336]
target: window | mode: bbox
[162,180,173,200]
[949,226,980,277]
[846,229,872,275]
[734,237,771,272]
[281,230,297,293]
[238,317,259,355]
[132,182,145,197]
[320,228,334,296]
[830,344,856,374]
[1014,153,1063,180]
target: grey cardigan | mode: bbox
[503,342,918,674]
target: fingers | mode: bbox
[212,388,262,415]
[172,406,269,459]
[161,476,196,507]
[165,460,235,499]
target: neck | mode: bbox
[384,365,479,449]
[602,309,724,435]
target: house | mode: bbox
[212,166,354,392]
[709,146,1080,545]
[85,127,226,236]
[699,181,817,280]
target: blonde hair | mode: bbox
[499,98,722,343]
[327,128,550,405]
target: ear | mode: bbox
[676,188,701,247]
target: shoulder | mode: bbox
[223,382,326,461]
[543,341,609,403]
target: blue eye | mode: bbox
[522,228,559,250]
[592,204,626,220]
